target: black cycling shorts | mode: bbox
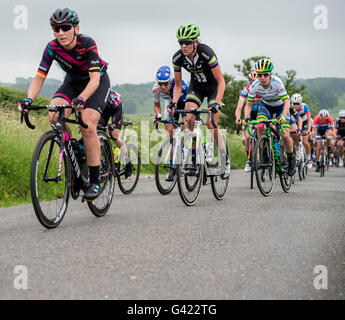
[185,80,222,107]
[99,103,124,130]
[53,72,111,115]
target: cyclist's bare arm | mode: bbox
[282,99,290,117]
[235,98,245,124]
[27,74,45,102]
[297,116,303,131]
[172,71,182,104]
[244,101,253,119]
[78,72,100,102]
[154,102,162,116]
[307,112,312,132]
[211,65,225,105]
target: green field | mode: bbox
[0,109,246,207]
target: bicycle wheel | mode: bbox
[30,130,70,229]
[211,135,230,200]
[279,145,293,193]
[302,149,307,179]
[177,134,204,206]
[250,137,256,190]
[297,160,303,181]
[117,143,140,194]
[320,153,325,177]
[254,135,275,197]
[155,139,177,195]
[88,131,115,217]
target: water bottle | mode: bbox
[273,136,280,158]
[113,147,120,164]
[206,144,214,163]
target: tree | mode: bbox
[234,56,270,79]
[279,69,318,117]
[219,73,246,132]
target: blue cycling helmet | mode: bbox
[155,66,172,83]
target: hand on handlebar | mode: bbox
[18,98,33,113]
[278,114,286,124]
[167,102,177,114]
[153,113,161,125]
[208,103,220,114]
[72,96,87,111]
[235,117,241,126]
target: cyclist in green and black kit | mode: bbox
[170,24,229,178]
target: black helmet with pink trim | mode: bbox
[50,8,79,26]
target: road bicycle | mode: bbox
[291,132,308,181]
[334,136,345,168]
[244,122,259,189]
[315,135,332,177]
[249,119,293,197]
[19,104,115,229]
[98,121,140,194]
[174,109,230,206]
[154,117,185,195]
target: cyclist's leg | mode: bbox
[289,123,299,150]
[50,81,75,138]
[110,103,127,153]
[256,102,271,137]
[82,73,111,198]
[338,138,344,158]
[185,82,203,131]
[302,121,311,156]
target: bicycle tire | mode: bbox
[279,145,293,193]
[250,138,256,189]
[298,161,303,181]
[155,139,178,195]
[320,153,325,177]
[177,134,204,206]
[117,143,141,194]
[254,135,275,197]
[211,135,230,200]
[87,131,115,217]
[30,130,70,229]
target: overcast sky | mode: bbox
[1,0,344,85]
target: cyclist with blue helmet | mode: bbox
[153,65,188,181]
[153,65,188,130]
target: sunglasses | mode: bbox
[340,117,345,119]
[293,103,300,106]
[178,40,194,46]
[52,24,73,33]
[158,82,170,87]
[257,73,270,78]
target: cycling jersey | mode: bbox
[247,76,289,107]
[336,119,345,137]
[289,106,300,123]
[153,78,188,120]
[172,43,219,85]
[99,90,123,129]
[37,34,107,80]
[294,103,310,122]
[240,84,260,111]
[313,115,335,130]
[152,78,188,104]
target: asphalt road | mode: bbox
[1,167,345,300]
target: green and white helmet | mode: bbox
[255,59,274,73]
[176,24,200,40]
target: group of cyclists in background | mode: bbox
[17,8,345,215]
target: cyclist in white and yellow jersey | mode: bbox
[244,59,296,176]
